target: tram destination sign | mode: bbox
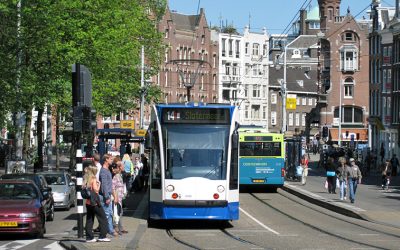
[244,136,273,141]
[162,108,230,124]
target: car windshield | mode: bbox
[43,174,66,185]
[0,183,38,199]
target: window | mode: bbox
[165,28,169,38]
[253,64,259,76]
[308,98,313,106]
[334,106,363,123]
[309,21,320,29]
[201,34,205,44]
[345,32,354,41]
[302,97,306,105]
[263,44,267,56]
[244,85,248,97]
[225,63,231,75]
[340,46,358,71]
[252,105,260,119]
[302,113,306,126]
[253,85,260,98]
[252,43,259,56]
[245,105,249,118]
[228,39,233,57]
[295,113,300,126]
[245,42,249,55]
[245,64,250,75]
[344,78,354,98]
[262,106,266,119]
[271,93,277,104]
[288,113,293,126]
[232,63,238,76]
[222,38,226,57]
[271,111,277,125]
[235,40,240,58]
[296,98,300,105]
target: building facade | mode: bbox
[156,7,218,103]
[318,0,370,147]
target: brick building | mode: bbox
[318,0,370,146]
[156,7,218,103]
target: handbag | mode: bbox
[81,187,91,199]
[326,171,336,177]
[324,180,328,189]
[296,165,303,176]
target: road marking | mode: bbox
[239,207,280,235]
[0,239,39,250]
[43,242,64,250]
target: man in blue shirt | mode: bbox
[99,154,117,237]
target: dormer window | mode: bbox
[342,31,356,42]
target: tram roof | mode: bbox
[155,102,234,108]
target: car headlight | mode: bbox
[19,212,38,218]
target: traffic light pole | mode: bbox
[139,45,145,154]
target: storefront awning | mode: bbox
[329,128,368,141]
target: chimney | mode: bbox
[397,0,400,19]
[299,9,307,35]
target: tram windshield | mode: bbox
[164,125,229,180]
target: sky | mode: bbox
[168,0,394,34]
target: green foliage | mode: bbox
[0,0,166,125]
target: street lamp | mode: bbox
[282,45,287,133]
[338,79,343,147]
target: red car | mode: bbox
[0,179,47,238]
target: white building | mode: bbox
[216,26,269,127]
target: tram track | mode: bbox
[166,226,267,250]
[248,192,394,250]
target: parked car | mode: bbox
[0,179,47,238]
[37,171,76,210]
[0,173,55,221]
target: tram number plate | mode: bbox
[0,222,18,227]
[252,179,265,183]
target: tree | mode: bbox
[0,0,166,169]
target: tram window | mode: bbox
[151,131,161,189]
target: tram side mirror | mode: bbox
[144,131,152,149]
[232,132,239,150]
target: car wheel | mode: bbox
[35,216,45,238]
[47,204,54,221]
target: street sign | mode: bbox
[286,94,297,110]
[136,129,147,137]
[120,120,135,129]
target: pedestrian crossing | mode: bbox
[0,239,64,250]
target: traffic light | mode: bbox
[82,107,97,134]
[72,63,92,107]
[73,106,83,133]
[322,150,328,167]
[322,126,328,138]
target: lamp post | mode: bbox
[282,45,287,133]
[338,79,342,147]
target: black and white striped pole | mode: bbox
[76,149,84,238]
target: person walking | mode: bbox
[122,154,134,192]
[93,153,102,182]
[336,157,349,201]
[347,158,362,203]
[380,159,392,190]
[300,154,309,185]
[141,154,149,190]
[325,157,337,194]
[390,154,399,177]
[132,156,143,192]
[111,162,128,235]
[83,165,110,242]
[99,154,118,237]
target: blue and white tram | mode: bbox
[145,102,240,221]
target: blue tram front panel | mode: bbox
[239,157,284,185]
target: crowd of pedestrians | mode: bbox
[319,148,399,204]
[82,152,149,243]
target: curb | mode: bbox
[281,184,367,221]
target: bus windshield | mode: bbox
[164,125,229,180]
[240,142,282,157]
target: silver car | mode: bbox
[38,171,76,210]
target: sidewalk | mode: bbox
[283,153,400,229]
[59,190,148,250]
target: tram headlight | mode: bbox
[217,185,225,193]
[166,185,175,192]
